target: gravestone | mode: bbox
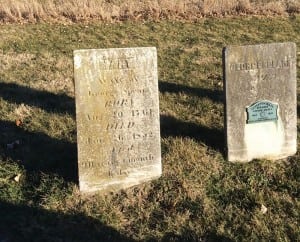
[223,42,297,162]
[74,47,161,192]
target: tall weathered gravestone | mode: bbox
[74,47,161,192]
[223,42,297,162]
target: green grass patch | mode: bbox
[0,15,300,241]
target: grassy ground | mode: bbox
[0,15,299,241]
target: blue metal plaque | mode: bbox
[246,100,278,124]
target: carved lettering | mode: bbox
[113,111,124,118]
[95,74,138,86]
[106,121,135,130]
[258,73,276,82]
[80,162,94,168]
[116,134,125,141]
[80,153,155,169]
[127,122,135,128]
[107,58,131,69]
[108,168,122,177]
[133,132,153,140]
[85,137,103,144]
[89,57,136,70]
[107,122,123,130]
[123,154,154,164]
[132,109,153,117]
[112,145,134,154]
[126,88,147,96]
[88,90,114,97]
[87,114,103,121]
[230,58,292,72]
[105,99,133,108]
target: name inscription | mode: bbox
[230,58,292,72]
[90,57,137,70]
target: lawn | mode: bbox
[0,15,299,241]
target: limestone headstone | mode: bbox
[223,42,297,162]
[74,47,161,192]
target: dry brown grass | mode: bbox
[0,0,299,23]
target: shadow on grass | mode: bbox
[0,119,78,183]
[159,80,223,103]
[0,80,226,179]
[160,115,224,153]
[160,230,233,242]
[0,82,75,116]
[0,200,135,242]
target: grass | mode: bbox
[0,0,300,23]
[0,15,300,241]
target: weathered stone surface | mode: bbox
[74,47,161,192]
[223,42,297,162]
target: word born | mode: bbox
[105,98,133,108]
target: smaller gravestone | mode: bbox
[74,47,161,192]
[223,42,297,162]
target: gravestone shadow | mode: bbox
[159,80,223,103]
[0,82,75,116]
[0,119,78,183]
[0,81,77,182]
[160,115,224,153]
[0,200,135,242]
[159,80,224,153]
